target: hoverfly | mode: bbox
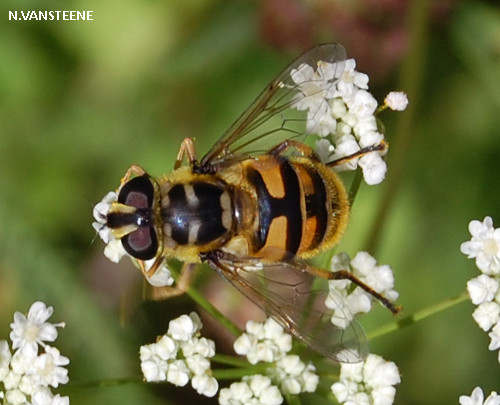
[94,44,399,363]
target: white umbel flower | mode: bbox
[219,381,253,405]
[31,388,70,405]
[92,191,117,244]
[459,387,500,405]
[144,261,175,287]
[219,375,283,405]
[489,322,500,352]
[92,190,128,264]
[231,318,319,399]
[28,347,69,388]
[289,55,404,185]
[191,373,218,397]
[326,252,398,328]
[331,354,400,405]
[166,360,190,387]
[4,388,27,405]
[1,302,70,404]
[359,152,388,185]
[461,217,500,363]
[273,355,319,395]
[233,318,291,364]
[140,343,169,382]
[168,313,202,341]
[139,312,218,398]
[384,91,409,111]
[473,302,500,332]
[468,275,499,305]
[0,340,12,381]
[10,302,65,359]
[461,217,500,275]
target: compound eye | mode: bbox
[122,227,158,260]
[118,175,158,260]
[118,175,155,208]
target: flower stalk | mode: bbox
[368,291,470,340]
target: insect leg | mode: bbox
[303,263,400,315]
[137,256,163,279]
[268,139,320,160]
[327,141,388,168]
[175,137,199,169]
[145,262,197,300]
[119,164,148,187]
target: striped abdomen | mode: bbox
[243,155,349,261]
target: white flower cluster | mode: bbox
[461,217,500,275]
[271,355,319,396]
[460,387,500,405]
[92,190,174,287]
[233,318,292,365]
[0,302,69,405]
[92,191,126,263]
[331,354,400,405]
[222,318,318,404]
[290,59,407,185]
[326,252,399,328]
[219,375,283,405]
[139,312,218,397]
[461,216,500,362]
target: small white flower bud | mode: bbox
[384,91,409,111]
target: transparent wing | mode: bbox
[200,44,346,169]
[205,254,368,363]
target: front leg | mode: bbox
[268,139,321,161]
[303,263,400,315]
[146,262,197,300]
[175,137,199,169]
[118,164,148,189]
[327,141,388,168]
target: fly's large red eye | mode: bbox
[118,175,155,208]
[118,175,159,260]
[122,227,158,260]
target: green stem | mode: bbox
[186,285,242,336]
[212,353,250,368]
[67,377,143,389]
[68,366,268,388]
[320,373,341,381]
[285,394,302,405]
[367,291,469,340]
[166,261,242,336]
[212,364,269,380]
[348,169,364,207]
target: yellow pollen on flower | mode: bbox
[26,325,40,342]
[484,238,499,256]
[39,360,54,377]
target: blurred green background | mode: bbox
[1,0,500,404]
